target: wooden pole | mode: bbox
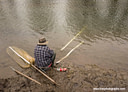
[56,41,84,64]
[60,26,86,51]
[9,47,58,85]
[31,64,58,85]
[10,67,42,85]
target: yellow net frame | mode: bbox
[7,46,35,68]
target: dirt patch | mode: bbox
[0,62,128,92]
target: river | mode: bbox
[0,0,128,78]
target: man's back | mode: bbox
[34,45,53,68]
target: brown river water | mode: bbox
[0,0,128,78]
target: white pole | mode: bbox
[56,41,84,64]
[60,26,86,51]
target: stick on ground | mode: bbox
[31,64,59,85]
[10,67,42,85]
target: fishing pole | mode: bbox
[56,41,84,64]
[60,26,86,51]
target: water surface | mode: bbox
[0,0,128,78]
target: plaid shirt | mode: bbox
[34,45,54,67]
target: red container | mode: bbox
[56,68,67,72]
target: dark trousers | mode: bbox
[51,53,56,67]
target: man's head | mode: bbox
[38,37,48,45]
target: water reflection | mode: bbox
[95,0,110,18]
[53,0,67,27]
[1,0,128,41]
[1,0,127,42]
[27,0,53,34]
[14,0,28,27]
[67,0,128,42]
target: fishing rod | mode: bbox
[9,46,58,85]
[60,26,86,51]
[56,41,84,64]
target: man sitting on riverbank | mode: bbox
[34,37,56,71]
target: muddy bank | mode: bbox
[0,62,128,92]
